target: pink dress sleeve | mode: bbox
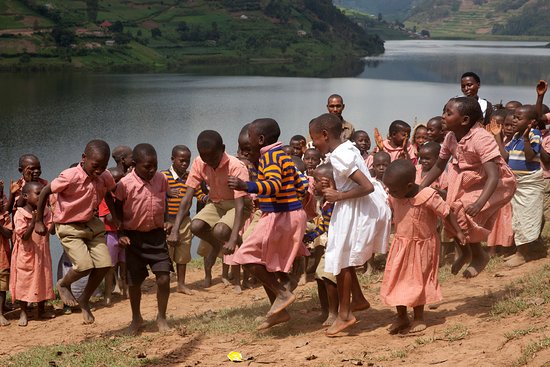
[439,133,453,161]
[13,211,28,238]
[424,191,450,219]
[473,130,501,164]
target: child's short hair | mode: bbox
[251,118,280,145]
[419,141,441,157]
[427,116,443,126]
[461,71,480,83]
[133,143,157,163]
[389,120,411,135]
[290,135,306,143]
[291,156,306,173]
[492,108,510,120]
[385,159,415,183]
[107,166,125,181]
[309,113,342,138]
[304,148,321,158]
[351,130,368,141]
[315,162,334,181]
[21,181,44,195]
[413,124,427,137]
[85,139,110,158]
[448,97,483,125]
[197,130,224,151]
[171,145,190,157]
[517,105,538,121]
[239,123,250,138]
[112,145,132,163]
[373,151,391,164]
[18,154,39,168]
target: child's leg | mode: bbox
[104,267,115,305]
[128,282,144,335]
[77,267,110,324]
[119,262,128,299]
[57,268,91,307]
[389,306,410,334]
[363,254,375,275]
[350,268,370,312]
[451,241,472,275]
[327,267,357,335]
[241,267,253,289]
[409,305,427,333]
[463,243,489,278]
[230,265,242,293]
[256,284,291,330]
[155,272,170,332]
[0,291,9,326]
[244,264,295,317]
[315,279,329,321]
[323,279,339,327]
[176,264,193,294]
[221,263,230,284]
[37,300,55,319]
[191,220,224,288]
[18,301,28,327]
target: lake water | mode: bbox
[1,39,549,264]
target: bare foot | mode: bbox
[408,320,427,333]
[322,313,338,327]
[127,317,143,336]
[298,274,307,286]
[233,285,242,294]
[221,277,231,286]
[18,312,28,327]
[256,310,290,330]
[326,314,357,336]
[38,311,56,319]
[451,251,470,275]
[77,296,95,324]
[203,274,212,288]
[428,302,441,310]
[57,280,78,307]
[267,291,296,317]
[283,278,298,293]
[505,253,527,268]
[0,315,10,326]
[177,285,195,295]
[388,316,410,335]
[157,316,170,332]
[104,297,112,307]
[242,280,253,290]
[463,250,490,278]
[351,299,370,312]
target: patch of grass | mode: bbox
[443,323,469,342]
[2,336,149,367]
[490,265,550,318]
[390,349,408,359]
[504,326,546,342]
[485,255,503,273]
[513,336,550,367]
[438,264,452,283]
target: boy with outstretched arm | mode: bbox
[35,140,118,324]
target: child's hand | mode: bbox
[465,201,483,217]
[34,221,47,236]
[455,229,467,246]
[223,239,238,255]
[374,128,385,151]
[164,221,173,236]
[119,235,131,247]
[110,216,121,230]
[227,176,247,191]
[322,187,340,203]
[166,230,179,246]
[168,188,180,198]
[487,118,502,137]
[10,178,23,195]
[536,80,548,96]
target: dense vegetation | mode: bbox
[491,0,549,36]
[0,0,384,75]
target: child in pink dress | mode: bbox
[421,97,516,278]
[10,182,55,326]
[381,160,465,334]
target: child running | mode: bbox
[228,118,309,330]
[309,113,391,335]
[35,139,118,324]
[381,160,465,334]
[115,144,173,334]
[10,182,56,326]
[421,97,516,278]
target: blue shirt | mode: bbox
[505,129,542,174]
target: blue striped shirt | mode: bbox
[505,129,541,174]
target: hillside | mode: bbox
[334,0,415,21]
[0,0,384,76]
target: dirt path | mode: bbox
[1,256,549,366]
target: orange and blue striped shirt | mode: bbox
[304,203,333,242]
[246,143,308,213]
[161,168,207,219]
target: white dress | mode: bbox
[325,140,391,275]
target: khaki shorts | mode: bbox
[315,255,336,284]
[169,216,192,265]
[56,217,112,272]
[0,268,9,291]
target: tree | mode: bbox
[110,21,124,33]
[86,0,99,22]
[151,28,162,38]
[51,26,75,47]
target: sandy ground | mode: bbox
[0,255,549,367]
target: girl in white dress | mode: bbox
[309,113,391,335]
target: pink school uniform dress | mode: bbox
[367,139,416,169]
[440,123,516,242]
[415,165,448,192]
[10,208,55,303]
[380,188,446,307]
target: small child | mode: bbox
[0,183,12,326]
[303,148,322,176]
[351,130,371,161]
[421,97,516,278]
[99,166,126,305]
[111,145,133,174]
[368,120,414,168]
[381,160,465,334]
[426,116,446,144]
[10,182,56,326]
[372,151,391,184]
[35,139,118,324]
[412,124,428,161]
[281,145,293,157]
[168,131,251,288]
[289,135,307,157]
[162,145,207,295]
[416,142,447,198]
[309,113,391,335]
[115,144,173,335]
[228,118,309,330]
[8,154,49,213]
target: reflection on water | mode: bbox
[361,40,550,85]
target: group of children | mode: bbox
[1,76,549,338]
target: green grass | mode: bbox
[443,323,469,342]
[513,336,550,367]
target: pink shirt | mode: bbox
[186,152,249,202]
[415,165,448,191]
[50,164,116,224]
[541,130,550,179]
[367,139,416,168]
[115,170,169,232]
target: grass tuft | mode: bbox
[513,336,550,367]
[443,324,469,342]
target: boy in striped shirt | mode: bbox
[161,145,206,294]
[228,118,309,330]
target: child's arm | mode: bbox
[104,192,120,229]
[521,127,539,162]
[0,215,12,239]
[535,80,548,125]
[322,170,374,203]
[446,211,466,245]
[420,158,447,189]
[493,129,509,161]
[222,197,245,255]
[6,179,23,214]
[22,211,37,241]
[34,183,52,235]
[464,160,499,217]
[166,188,195,245]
